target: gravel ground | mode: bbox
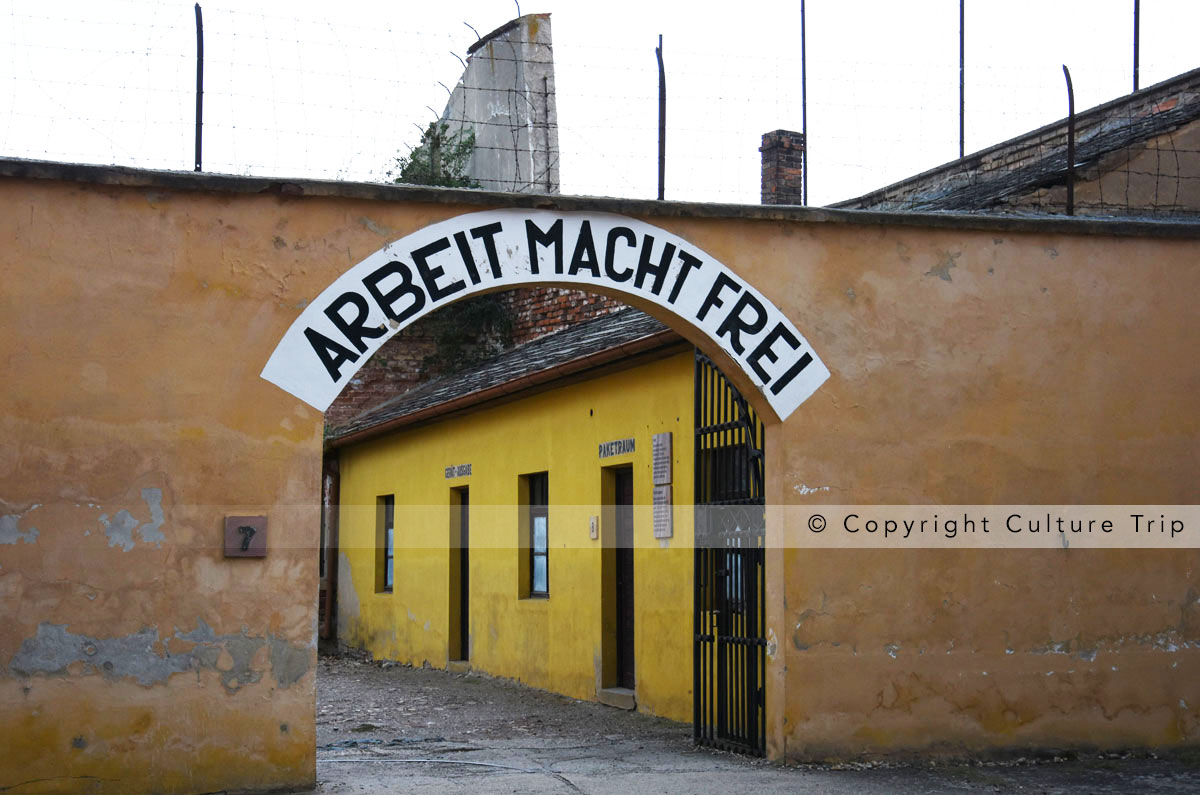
[306,652,1200,794]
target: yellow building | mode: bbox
[329,309,700,720]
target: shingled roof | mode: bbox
[837,67,1200,215]
[326,307,679,447]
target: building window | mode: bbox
[378,495,394,592]
[527,473,549,597]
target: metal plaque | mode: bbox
[652,432,672,485]
[224,515,267,557]
[653,485,673,538]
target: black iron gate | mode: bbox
[693,349,767,756]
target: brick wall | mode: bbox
[501,287,625,346]
[760,129,806,205]
[323,325,438,428]
[324,286,625,427]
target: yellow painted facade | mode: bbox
[336,348,696,720]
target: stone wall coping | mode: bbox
[2,156,1198,239]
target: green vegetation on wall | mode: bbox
[386,121,513,376]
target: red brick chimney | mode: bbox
[760,129,806,205]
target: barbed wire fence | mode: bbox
[2,1,1196,215]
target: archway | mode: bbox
[261,209,828,422]
[266,208,830,763]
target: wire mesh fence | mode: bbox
[2,0,1197,214]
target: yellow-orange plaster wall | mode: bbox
[1,163,1198,789]
[335,349,695,721]
[0,175,498,793]
[754,221,1200,759]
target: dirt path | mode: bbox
[308,653,1200,794]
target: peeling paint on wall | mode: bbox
[11,624,192,685]
[358,216,392,237]
[139,488,166,545]
[924,250,961,282]
[0,507,40,545]
[99,510,139,551]
[336,551,361,627]
[98,488,166,551]
[8,619,312,693]
[270,636,312,688]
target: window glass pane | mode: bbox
[533,515,547,551]
[379,495,395,593]
[532,555,547,593]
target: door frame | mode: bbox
[600,463,636,692]
[448,486,470,663]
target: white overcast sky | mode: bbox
[2,1,1197,205]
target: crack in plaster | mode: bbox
[1028,628,1200,659]
[0,775,117,791]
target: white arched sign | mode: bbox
[262,209,829,420]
